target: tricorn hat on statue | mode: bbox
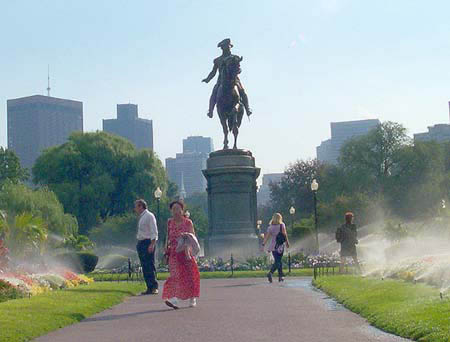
[217,38,233,48]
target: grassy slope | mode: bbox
[90,268,314,281]
[0,282,145,342]
[314,276,450,342]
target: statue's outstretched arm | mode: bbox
[202,62,218,83]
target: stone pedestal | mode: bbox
[202,149,261,259]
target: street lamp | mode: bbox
[256,220,264,245]
[154,187,162,229]
[311,179,319,254]
[288,207,295,273]
[289,206,295,230]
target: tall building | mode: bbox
[414,102,450,143]
[257,173,284,206]
[165,136,214,197]
[7,95,83,170]
[166,152,208,197]
[183,136,214,154]
[102,104,153,150]
[316,119,380,164]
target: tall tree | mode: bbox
[33,131,170,234]
[339,121,411,192]
[270,159,325,219]
[0,148,28,185]
[386,141,447,218]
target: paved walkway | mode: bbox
[34,277,409,342]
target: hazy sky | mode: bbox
[1,0,450,176]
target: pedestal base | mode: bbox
[202,149,261,259]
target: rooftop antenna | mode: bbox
[46,65,51,96]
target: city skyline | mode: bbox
[1,1,450,175]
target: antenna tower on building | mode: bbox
[46,65,51,96]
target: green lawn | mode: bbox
[90,268,314,281]
[0,282,145,342]
[314,275,450,342]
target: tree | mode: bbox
[386,141,446,218]
[270,159,325,219]
[340,121,411,192]
[9,213,48,258]
[0,183,78,238]
[0,148,28,185]
[33,132,171,234]
[60,234,95,251]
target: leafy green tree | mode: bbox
[0,210,8,238]
[89,214,137,247]
[0,148,28,185]
[340,121,411,192]
[33,131,171,234]
[386,141,446,218]
[9,213,48,258]
[0,183,77,238]
[61,234,95,251]
[269,159,325,219]
[186,205,208,239]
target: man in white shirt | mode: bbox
[134,199,159,295]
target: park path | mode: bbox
[34,277,409,342]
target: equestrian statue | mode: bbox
[202,38,252,149]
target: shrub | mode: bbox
[0,279,24,303]
[56,252,98,273]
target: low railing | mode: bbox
[313,261,358,279]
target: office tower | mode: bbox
[7,95,83,170]
[103,104,153,150]
[165,136,214,197]
[183,136,214,154]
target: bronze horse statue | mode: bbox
[216,55,246,149]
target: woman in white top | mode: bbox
[262,213,290,283]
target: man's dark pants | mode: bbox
[136,239,158,291]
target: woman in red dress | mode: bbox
[163,201,200,309]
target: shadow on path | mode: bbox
[83,307,190,322]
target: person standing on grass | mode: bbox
[262,213,290,283]
[162,201,200,309]
[335,212,361,273]
[134,199,159,295]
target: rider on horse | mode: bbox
[202,38,252,118]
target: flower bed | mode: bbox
[366,254,450,293]
[0,269,94,301]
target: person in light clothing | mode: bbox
[134,199,159,295]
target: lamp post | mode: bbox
[289,206,295,231]
[256,220,263,250]
[311,179,319,254]
[154,187,162,229]
[288,207,295,273]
